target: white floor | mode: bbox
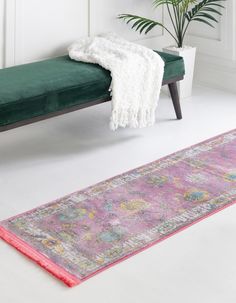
[0,85,236,303]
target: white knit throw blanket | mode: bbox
[68,33,164,130]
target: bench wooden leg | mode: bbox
[168,82,182,120]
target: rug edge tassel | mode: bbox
[0,226,81,287]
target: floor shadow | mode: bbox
[0,108,140,166]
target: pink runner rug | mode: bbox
[1,129,236,287]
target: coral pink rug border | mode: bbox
[0,226,80,287]
[0,200,235,287]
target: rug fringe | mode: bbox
[0,226,80,287]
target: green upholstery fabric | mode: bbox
[0,51,184,127]
[157,51,185,81]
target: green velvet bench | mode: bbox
[0,51,184,132]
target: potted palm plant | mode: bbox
[119,0,225,99]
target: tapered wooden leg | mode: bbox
[168,82,182,120]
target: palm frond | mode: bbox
[118,0,225,48]
[153,0,182,8]
[180,0,198,13]
[118,14,162,35]
[118,13,179,44]
[185,0,225,27]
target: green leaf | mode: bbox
[153,0,183,8]
[185,0,225,25]
[192,17,215,27]
[118,0,225,48]
[195,12,218,23]
[145,23,158,34]
[118,14,163,35]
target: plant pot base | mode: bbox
[163,46,196,99]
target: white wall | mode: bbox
[0,0,4,68]
[1,0,89,67]
[0,0,172,68]
[186,0,236,93]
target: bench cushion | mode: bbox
[0,51,184,127]
[157,51,185,81]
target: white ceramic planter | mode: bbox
[163,46,196,99]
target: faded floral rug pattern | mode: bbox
[1,129,236,286]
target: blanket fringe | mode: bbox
[110,107,156,131]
